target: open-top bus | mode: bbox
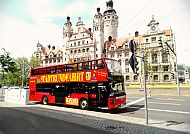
[29,58,126,110]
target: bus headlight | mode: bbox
[110,100,116,104]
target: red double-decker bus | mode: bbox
[29,58,126,110]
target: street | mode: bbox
[0,88,190,134]
[0,101,189,134]
[118,95,190,124]
[0,107,113,134]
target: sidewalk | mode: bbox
[126,88,190,97]
[0,101,190,133]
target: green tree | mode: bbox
[0,48,17,85]
[15,57,30,87]
[29,55,40,68]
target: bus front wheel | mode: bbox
[80,99,88,110]
[42,96,48,105]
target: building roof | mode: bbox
[163,29,172,36]
[114,38,127,46]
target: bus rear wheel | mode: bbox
[80,99,88,110]
[42,96,48,105]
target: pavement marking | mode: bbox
[123,97,145,108]
[153,97,185,101]
[127,97,142,99]
[141,108,190,115]
[148,101,181,106]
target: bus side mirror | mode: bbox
[112,82,115,88]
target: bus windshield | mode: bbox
[105,59,122,73]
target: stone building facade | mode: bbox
[34,0,177,84]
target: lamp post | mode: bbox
[163,41,180,96]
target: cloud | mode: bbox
[0,14,62,58]
[0,0,190,65]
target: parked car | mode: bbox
[8,86,20,90]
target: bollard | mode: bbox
[148,88,152,97]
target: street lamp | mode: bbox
[160,37,180,96]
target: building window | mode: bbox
[152,53,158,63]
[126,68,129,72]
[82,40,85,44]
[162,53,168,63]
[74,50,77,53]
[163,65,169,71]
[58,59,60,63]
[118,59,121,65]
[151,37,156,42]
[87,41,88,44]
[152,66,158,72]
[70,50,73,54]
[86,48,89,52]
[125,44,129,49]
[71,44,72,47]
[125,59,129,65]
[78,41,80,46]
[134,75,138,81]
[78,49,81,53]
[171,73,175,79]
[111,54,114,58]
[82,49,85,52]
[126,75,130,81]
[74,42,76,46]
[146,39,149,43]
[125,52,129,57]
[153,75,158,81]
[111,47,114,50]
[118,54,122,57]
[164,75,169,81]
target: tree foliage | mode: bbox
[0,48,17,80]
[30,55,40,68]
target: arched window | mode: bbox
[162,53,168,63]
[152,53,158,63]
[126,75,130,81]
[125,59,129,65]
[82,49,85,52]
[78,49,81,53]
[118,59,121,65]
[70,50,73,54]
[74,50,77,53]
[134,75,138,81]
[86,48,89,52]
[164,75,169,81]
[153,75,158,81]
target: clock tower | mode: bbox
[147,15,161,34]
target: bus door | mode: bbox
[54,85,68,103]
[97,86,108,107]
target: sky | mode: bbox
[0,0,190,65]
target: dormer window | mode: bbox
[151,37,156,42]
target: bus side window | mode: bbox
[92,61,98,70]
[97,60,104,69]
[82,62,89,70]
[78,63,83,71]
